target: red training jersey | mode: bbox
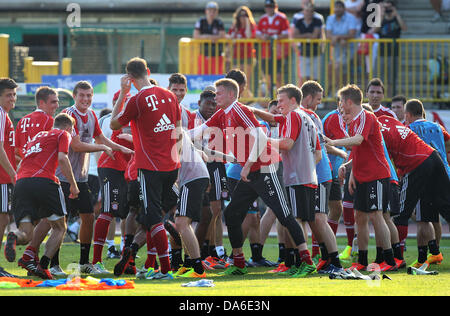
[256,12,290,59]
[17,128,71,183]
[348,110,391,183]
[379,115,434,177]
[323,110,348,140]
[205,101,281,172]
[97,126,134,172]
[124,155,137,182]
[0,107,16,184]
[117,85,181,172]
[15,110,54,159]
[370,105,397,120]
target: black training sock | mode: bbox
[329,252,341,268]
[383,248,396,266]
[250,243,259,261]
[278,243,286,262]
[428,240,440,256]
[319,243,329,261]
[130,242,140,258]
[285,248,295,268]
[375,247,384,264]
[40,256,51,270]
[124,234,134,248]
[392,242,403,260]
[172,248,183,265]
[50,249,60,267]
[201,240,209,260]
[418,245,428,263]
[80,243,91,265]
[358,250,368,267]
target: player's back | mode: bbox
[15,110,54,158]
[127,85,181,172]
[18,128,70,183]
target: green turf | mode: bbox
[1,236,450,296]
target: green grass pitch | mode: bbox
[1,236,449,296]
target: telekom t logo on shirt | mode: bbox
[145,94,159,112]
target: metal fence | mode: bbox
[179,38,450,105]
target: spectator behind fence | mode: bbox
[326,0,358,95]
[430,0,450,22]
[227,6,257,97]
[193,1,226,74]
[292,3,323,85]
[256,0,290,95]
[345,0,364,35]
[374,0,407,96]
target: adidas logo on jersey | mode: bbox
[154,114,175,133]
[396,125,411,140]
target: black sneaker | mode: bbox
[4,232,17,262]
[0,266,18,278]
[114,247,132,276]
[106,246,121,259]
[18,257,38,276]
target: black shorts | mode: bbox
[0,183,12,214]
[13,178,66,224]
[127,179,142,213]
[287,185,316,222]
[314,181,331,215]
[88,174,101,206]
[353,178,390,213]
[61,181,93,215]
[329,178,343,201]
[176,178,209,222]
[228,177,258,213]
[98,168,129,219]
[207,161,228,201]
[388,182,401,216]
[395,151,450,224]
[137,168,179,229]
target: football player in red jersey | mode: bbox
[325,84,397,272]
[378,114,450,268]
[0,78,18,278]
[5,86,59,270]
[13,113,79,279]
[111,57,182,280]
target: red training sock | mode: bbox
[92,213,113,264]
[150,223,171,274]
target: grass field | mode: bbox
[1,236,450,296]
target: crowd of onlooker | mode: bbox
[192,0,408,97]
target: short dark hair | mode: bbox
[335,0,345,8]
[268,99,278,108]
[54,113,75,129]
[405,99,425,117]
[73,81,93,95]
[168,73,187,87]
[301,80,324,98]
[35,86,57,105]
[277,84,303,104]
[199,90,216,102]
[366,78,385,94]
[225,69,247,87]
[126,57,148,79]
[0,77,18,96]
[391,94,407,105]
[100,108,112,118]
[338,84,363,106]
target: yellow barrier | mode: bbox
[179,38,450,104]
[0,34,9,78]
[23,57,72,83]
